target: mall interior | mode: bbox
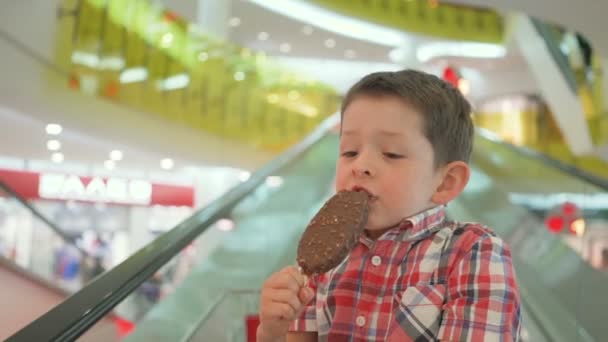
[0,0,607,341]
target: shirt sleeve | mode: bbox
[438,234,522,341]
[289,275,318,332]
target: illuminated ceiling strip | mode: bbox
[416,42,506,62]
[248,0,409,47]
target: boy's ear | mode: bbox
[431,161,470,205]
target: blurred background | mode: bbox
[0,0,607,341]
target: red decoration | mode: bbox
[561,202,578,216]
[113,316,135,338]
[105,81,119,98]
[442,66,459,88]
[246,315,260,342]
[68,75,80,89]
[545,215,564,233]
[163,10,179,23]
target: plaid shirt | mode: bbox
[290,206,521,341]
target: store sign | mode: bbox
[39,173,152,205]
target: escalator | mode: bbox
[0,181,127,340]
[5,114,608,341]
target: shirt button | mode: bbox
[371,255,381,266]
[356,315,366,327]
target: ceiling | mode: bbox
[0,0,276,176]
[444,0,608,56]
[0,0,603,177]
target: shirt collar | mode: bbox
[360,205,447,246]
[398,205,446,241]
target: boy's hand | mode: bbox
[257,266,315,341]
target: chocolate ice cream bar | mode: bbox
[297,190,369,275]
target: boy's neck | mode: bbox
[364,227,393,240]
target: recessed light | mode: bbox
[104,160,116,170]
[46,124,62,135]
[279,43,291,53]
[344,49,356,59]
[257,32,269,41]
[324,38,336,48]
[160,158,174,170]
[47,140,61,151]
[51,152,64,163]
[228,17,241,27]
[301,25,314,35]
[234,71,246,81]
[110,150,123,161]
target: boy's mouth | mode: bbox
[351,186,377,201]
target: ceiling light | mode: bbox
[156,73,190,91]
[416,42,506,63]
[234,71,246,81]
[301,25,314,35]
[71,51,125,70]
[51,152,64,163]
[249,0,409,46]
[47,140,61,151]
[344,49,356,59]
[110,150,123,161]
[161,33,174,47]
[160,158,174,170]
[280,43,292,53]
[46,124,62,135]
[198,52,209,62]
[104,160,116,170]
[257,32,269,41]
[228,17,241,27]
[120,67,148,83]
[324,38,336,48]
[388,46,410,64]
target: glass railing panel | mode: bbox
[447,133,608,341]
[123,133,339,341]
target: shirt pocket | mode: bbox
[387,284,446,341]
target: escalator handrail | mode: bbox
[6,113,340,342]
[0,181,86,256]
[477,127,608,190]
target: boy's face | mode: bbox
[336,95,444,235]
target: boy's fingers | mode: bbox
[298,287,314,305]
[284,266,307,288]
[265,302,296,321]
[271,289,303,313]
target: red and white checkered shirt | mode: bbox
[290,205,521,341]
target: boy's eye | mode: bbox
[341,151,358,157]
[384,152,404,159]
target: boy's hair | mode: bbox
[341,69,474,167]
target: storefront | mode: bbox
[0,168,195,288]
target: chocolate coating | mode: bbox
[297,190,369,275]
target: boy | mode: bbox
[257,70,521,341]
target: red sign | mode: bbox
[0,169,194,207]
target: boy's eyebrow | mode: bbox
[341,130,404,137]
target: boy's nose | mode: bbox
[352,167,372,177]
